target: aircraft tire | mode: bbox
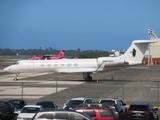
[14,78,18,81]
[84,76,92,81]
[87,76,92,81]
[89,76,92,81]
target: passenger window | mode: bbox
[100,110,113,117]
[117,100,121,106]
[84,110,96,117]
[74,63,78,66]
[88,99,92,103]
[55,113,68,119]
[72,113,87,120]
[48,64,51,67]
[41,64,44,67]
[67,63,71,67]
[39,113,53,119]
[85,99,91,103]
[54,64,58,67]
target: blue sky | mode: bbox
[0,0,160,51]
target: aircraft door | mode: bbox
[29,62,34,71]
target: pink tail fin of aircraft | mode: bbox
[29,48,66,60]
[49,49,66,59]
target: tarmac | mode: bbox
[1,60,160,109]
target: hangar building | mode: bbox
[142,28,160,65]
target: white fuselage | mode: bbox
[3,57,126,74]
[3,40,153,81]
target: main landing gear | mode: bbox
[83,73,93,81]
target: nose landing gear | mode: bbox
[14,73,19,81]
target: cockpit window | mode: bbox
[12,62,19,65]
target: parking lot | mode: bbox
[1,60,160,109]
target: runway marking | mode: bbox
[0,86,67,99]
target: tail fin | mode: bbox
[121,40,155,65]
[49,48,66,59]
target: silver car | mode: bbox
[32,110,93,120]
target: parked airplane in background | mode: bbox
[30,49,66,60]
[3,40,155,81]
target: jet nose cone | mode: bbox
[3,66,11,72]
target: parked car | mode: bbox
[99,98,127,113]
[75,103,124,120]
[8,99,27,115]
[126,102,158,120]
[32,110,93,120]
[0,100,16,120]
[36,100,58,110]
[104,103,125,120]
[75,105,119,120]
[17,105,44,120]
[63,97,93,110]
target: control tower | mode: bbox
[148,28,158,39]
